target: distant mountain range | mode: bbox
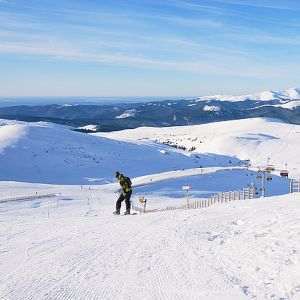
[0,88,299,131]
[196,87,300,102]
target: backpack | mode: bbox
[124,176,132,188]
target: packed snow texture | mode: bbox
[0,182,299,300]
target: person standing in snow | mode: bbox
[113,171,132,215]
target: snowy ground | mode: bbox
[0,117,299,299]
[0,182,300,300]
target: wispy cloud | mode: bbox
[0,9,257,75]
[0,8,243,58]
[212,0,300,11]
[155,14,222,28]
[171,0,300,11]
[0,37,293,79]
[166,0,226,15]
[226,31,300,46]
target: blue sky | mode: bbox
[0,0,299,97]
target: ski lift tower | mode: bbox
[257,158,275,197]
[257,168,266,197]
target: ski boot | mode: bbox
[113,210,120,215]
[124,210,131,215]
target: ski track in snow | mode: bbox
[0,186,300,300]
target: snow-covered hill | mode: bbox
[96,117,300,178]
[0,117,294,193]
[197,87,300,103]
[0,120,207,184]
[275,100,300,110]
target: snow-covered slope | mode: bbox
[197,87,300,102]
[115,109,137,119]
[203,104,221,112]
[0,120,207,184]
[0,182,299,300]
[96,118,300,177]
[275,100,300,110]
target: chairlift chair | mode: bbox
[280,170,289,177]
[280,163,289,178]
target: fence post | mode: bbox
[138,197,147,213]
[47,200,50,218]
[182,185,191,209]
